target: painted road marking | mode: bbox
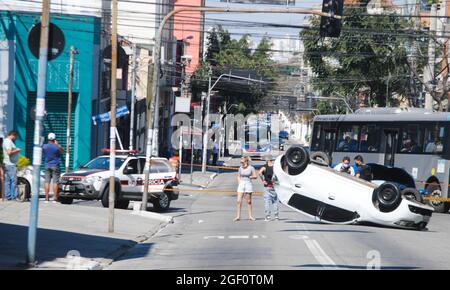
[304,238,337,269]
[291,224,338,269]
[203,235,266,240]
[229,235,250,239]
[204,236,225,240]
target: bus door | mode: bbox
[383,129,399,167]
[323,128,337,156]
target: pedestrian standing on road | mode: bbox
[259,155,279,221]
[42,133,64,203]
[3,131,21,201]
[234,156,257,221]
[212,140,219,167]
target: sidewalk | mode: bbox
[179,156,233,188]
[0,201,170,269]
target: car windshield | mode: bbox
[81,157,127,170]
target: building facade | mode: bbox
[0,9,101,169]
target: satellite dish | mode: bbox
[28,22,65,61]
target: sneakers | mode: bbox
[264,217,271,222]
[52,200,58,204]
[274,216,279,220]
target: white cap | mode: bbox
[48,133,56,140]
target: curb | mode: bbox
[34,220,171,270]
[130,209,174,224]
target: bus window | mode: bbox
[399,125,423,153]
[359,125,380,152]
[336,125,359,152]
[424,124,445,154]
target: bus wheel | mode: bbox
[401,188,423,203]
[426,182,449,213]
[310,152,331,167]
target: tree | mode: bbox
[300,1,428,108]
[191,27,276,113]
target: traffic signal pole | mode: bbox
[142,6,340,208]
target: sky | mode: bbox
[202,0,421,43]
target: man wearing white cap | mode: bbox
[42,133,64,203]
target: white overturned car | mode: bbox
[273,146,433,230]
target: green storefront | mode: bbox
[0,10,101,169]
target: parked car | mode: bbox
[273,145,433,230]
[58,152,179,211]
[16,166,45,201]
[242,141,272,159]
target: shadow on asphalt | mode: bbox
[0,223,152,269]
[293,264,420,270]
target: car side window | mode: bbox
[124,159,139,174]
[139,158,160,174]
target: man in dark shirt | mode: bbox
[259,155,279,221]
[354,155,372,181]
[42,133,64,203]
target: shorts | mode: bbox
[237,181,253,193]
[45,167,61,183]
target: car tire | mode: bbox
[101,188,109,208]
[58,196,73,205]
[310,151,331,167]
[101,186,128,209]
[401,187,423,203]
[17,177,31,201]
[373,182,402,212]
[283,146,309,175]
[153,191,171,212]
[426,182,449,213]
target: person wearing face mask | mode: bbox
[333,156,355,176]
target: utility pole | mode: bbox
[141,61,154,211]
[108,0,118,233]
[202,67,212,173]
[27,0,49,265]
[410,0,421,107]
[129,44,137,150]
[425,3,437,110]
[66,46,76,173]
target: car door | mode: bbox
[138,158,164,191]
[121,158,141,195]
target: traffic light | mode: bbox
[320,0,344,38]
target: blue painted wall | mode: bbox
[0,10,101,168]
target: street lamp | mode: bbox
[201,73,265,173]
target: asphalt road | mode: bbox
[106,157,450,270]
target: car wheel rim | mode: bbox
[431,189,443,207]
[380,188,396,204]
[289,149,303,165]
[160,193,169,208]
